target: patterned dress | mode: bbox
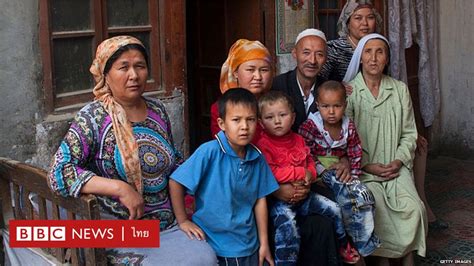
[49,97,181,229]
[318,37,354,82]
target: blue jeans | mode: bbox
[271,192,346,265]
[321,169,381,256]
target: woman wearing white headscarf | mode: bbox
[345,33,427,264]
[324,0,445,233]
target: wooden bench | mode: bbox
[0,157,106,265]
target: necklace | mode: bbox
[347,35,357,48]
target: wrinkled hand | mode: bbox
[117,183,144,220]
[416,135,428,156]
[342,82,353,95]
[380,160,402,179]
[259,244,275,266]
[179,220,206,241]
[330,157,351,183]
[363,160,402,180]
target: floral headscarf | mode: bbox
[337,0,383,38]
[219,39,272,93]
[89,35,144,194]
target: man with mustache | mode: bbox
[272,28,327,131]
[268,29,349,265]
[270,29,350,265]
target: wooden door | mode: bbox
[405,44,426,137]
[186,0,268,150]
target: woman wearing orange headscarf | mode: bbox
[211,39,340,265]
[210,39,273,139]
[49,36,216,265]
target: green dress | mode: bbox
[346,73,427,258]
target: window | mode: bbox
[40,0,161,113]
[315,0,345,41]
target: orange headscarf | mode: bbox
[89,35,144,194]
[219,39,272,93]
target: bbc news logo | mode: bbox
[10,220,159,248]
[16,226,66,241]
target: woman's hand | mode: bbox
[259,244,275,266]
[380,160,402,179]
[179,220,206,241]
[363,163,387,176]
[116,182,145,220]
[329,157,351,183]
[81,176,145,219]
[363,160,402,180]
[342,82,353,95]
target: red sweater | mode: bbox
[210,101,263,143]
[256,131,317,183]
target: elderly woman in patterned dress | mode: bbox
[48,36,216,265]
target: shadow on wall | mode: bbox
[433,133,474,160]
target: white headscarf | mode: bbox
[343,33,390,82]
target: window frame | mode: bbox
[315,0,346,40]
[39,0,162,114]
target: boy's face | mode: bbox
[317,89,346,126]
[217,102,257,152]
[260,100,295,137]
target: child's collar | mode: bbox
[215,131,261,161]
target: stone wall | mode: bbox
[434,0,474,157]
[0,0,187,168]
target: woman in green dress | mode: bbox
[344,33,427,265]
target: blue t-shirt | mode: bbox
[171,131,278,257]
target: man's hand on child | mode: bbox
[179,220,206,241]
[259,244,275,266]
[329,157,351,183]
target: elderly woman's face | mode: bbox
[233,59,272,98]
[348,8,376,41]
[361,39,388,77]
[105,49,148,104]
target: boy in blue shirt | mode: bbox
[170,88,279,266]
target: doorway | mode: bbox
[186,0,270,150]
